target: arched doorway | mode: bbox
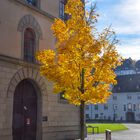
[126,112,135,122]
[12,79,37,140]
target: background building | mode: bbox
[0,0,81,140]
[86,58,140,122]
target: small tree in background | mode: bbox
[36,0,122,140]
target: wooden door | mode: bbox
[126,112,135,122]
[12,80,37,140]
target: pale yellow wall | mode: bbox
[41,0,60,17]
[0,0,58,59]
[0,1,80,139]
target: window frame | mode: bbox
[138,104,140,110]
[59,0,65,20]
[124,105,126,111]
[95,114,98,119]
[133,104,136,111]
[86,105,89,110]
[86,114,90,119]
[113,96,117,100]
[127,103,132,110]
[58,91,69,104]
[127,95,132,100]
[113,104,117,110]
[23,28,36,63]
[104,104,108,110]
[94,105,98,110]
[59,0,69,21]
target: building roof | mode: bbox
[136,60,140,70]
[112,74,140,93]
[115,58,135,71]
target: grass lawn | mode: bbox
[86,123,128,134]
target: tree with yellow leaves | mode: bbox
[36,0,122,139]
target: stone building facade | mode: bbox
[0,0,80,140]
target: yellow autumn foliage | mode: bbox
[36,0,122,105]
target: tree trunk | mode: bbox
[80,101,85,140]
[80,68,85,140]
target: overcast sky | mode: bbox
[86,0,140,60]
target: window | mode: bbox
[138,104,140,110]
[94,105,98,110]
[127,103,132,110]
[25,0,37,7]
[86,114,89,119]
[24,28,36,63]
[124,105,126,111]
[59,0,65,19]
[60,91,66,100]
[108,116,111,120]
[86,105,89,110]
[59,0,69,20]
[113,104,117,110]
[100,113,103,119]
[136,85,140,89]
[133,104,136,111]
[95,114,98,119]
[104,104,108,110]
[127,96,132,100]
[120,116,123,121]
[115,113,118,118]
[113,96,117,100]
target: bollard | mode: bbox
[106,129,111,140]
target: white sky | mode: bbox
[86,0,140,60]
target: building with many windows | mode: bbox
[0,0,81,140]
[86,58,140,122]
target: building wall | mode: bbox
[86,92,140,122]
[0,0,80,140]
[41,0,60,17]
[0,0,56,58]
[86,59,140,123]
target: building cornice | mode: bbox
[0,54,40,68]
[10,0,56,21]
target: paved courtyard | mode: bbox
[85,123,140,140]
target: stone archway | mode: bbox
[17,15,42,61]
[7,67,47,98]
[17,15,43,40]
[12,79,37,140]
[6,67,48,140]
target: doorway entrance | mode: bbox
[126,112,135,122]
[12,79,37,140]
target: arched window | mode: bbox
[24,28,36,63]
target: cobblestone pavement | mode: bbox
[78,123,140,140]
